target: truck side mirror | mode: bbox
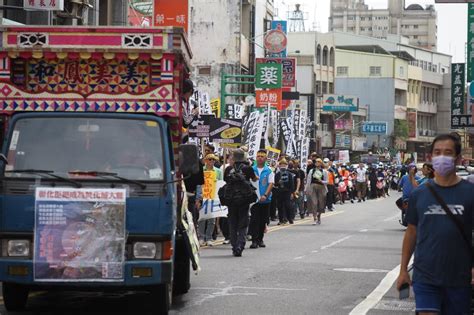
[179,144,199,176]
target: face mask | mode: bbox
[432,155,455,176]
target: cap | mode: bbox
[316,158,323,163]
[323,158,330,163]
[232,149,247,162]
[205,154,218,161]
[279,158,288,165]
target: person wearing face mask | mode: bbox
[396,134,474,315]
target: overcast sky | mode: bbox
[275,0,467,62]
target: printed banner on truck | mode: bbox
[34,188,126,282]
[199,180,228,221]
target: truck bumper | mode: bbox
[0,260,172,288]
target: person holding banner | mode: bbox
[249,150,274,249]
[198,154,223,246]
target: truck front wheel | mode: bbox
[173,237,190,295]
[2,282,29,311]
[151,283,172,315]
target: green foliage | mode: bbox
[394,119,408,139]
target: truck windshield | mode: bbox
[4,117,165,181]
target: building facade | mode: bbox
[329,0,437,51]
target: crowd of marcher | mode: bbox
[184,132,473,314]
[186,144,420,254]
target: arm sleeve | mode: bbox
[268,171,275,184]
[405,190,419,226]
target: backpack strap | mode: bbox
[425,182,471,252]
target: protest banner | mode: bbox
[34,187,126,281]
[199,180,228,221]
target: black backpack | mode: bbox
[218,164,257,206]
[278,169,295,192]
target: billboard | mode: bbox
[256,58,296,87]
[322,95,358,112]
[153,0,188,32]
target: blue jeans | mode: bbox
[198,218,215,242]
[412,281,471,314]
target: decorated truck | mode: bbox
[0,26,200,313]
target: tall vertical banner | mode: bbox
[451,63,471,128]
[300,138,309,172]
[247,113,265,160]
[468,4,474,83]
[269,109,280,147]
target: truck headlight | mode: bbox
[133,242,157,259]
[7,240,30,257]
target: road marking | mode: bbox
[320,235,352,250]
[202,210,345,248]
[191,286,307,292]
[383,214,400,222]
[311,250,319,253]
[349,264,401,315]
[334,268,390,273]
[294,256,305,260]
[359,229,369,232]
[266,210,344,233]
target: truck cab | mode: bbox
[0,26,200,314]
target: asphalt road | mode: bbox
[0,191,415,315]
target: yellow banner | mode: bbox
[202,170,217,199]
[210,98,221,118]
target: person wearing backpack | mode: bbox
[306,158,328,225]
[396,134,474,315]
[275,159,296,225]
[222,149,258,257]
[249,150,274,249]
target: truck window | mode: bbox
[4,117,164,181]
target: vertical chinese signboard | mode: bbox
[451,63,472,128]
[34,188,126,282]
[468,4,474,83]
[153,0,188,32]
[408,111,417,138]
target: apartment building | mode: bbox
[329,0,437,51]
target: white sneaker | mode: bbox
[205,241,214,247]
[312,220,317,225]
[223,239,230,244]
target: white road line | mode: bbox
[294,256,305,260]
[311,250,319,253]
[334,268,390,273]
[383,214,400,222]
[349,264,401,315]
[320,235,352,250]
[359,229,369,232]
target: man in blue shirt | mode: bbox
[398,163,419,201]
[397,134,474,315]
[249,150,274,249]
